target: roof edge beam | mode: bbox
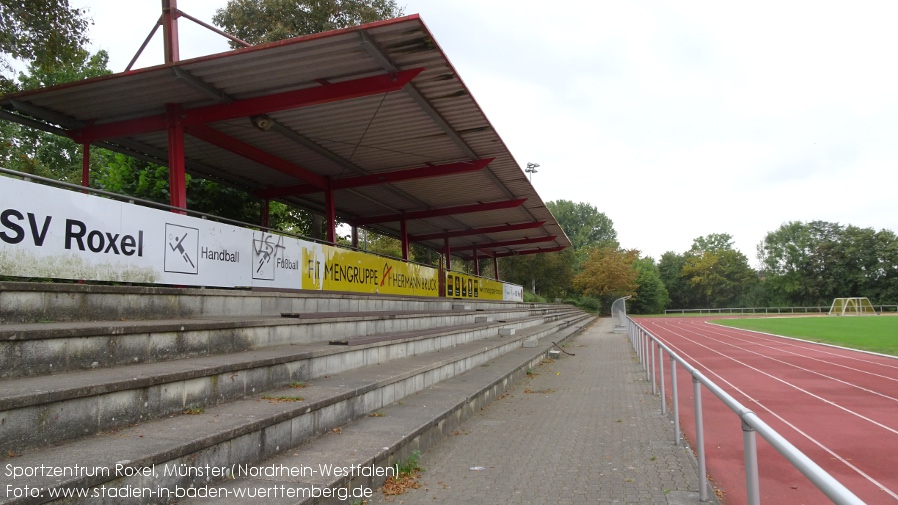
[410,221,545,241]
[350,198,527,226]
[493,246,566,258]
[73,68,424,142]
[186,124,326,188]
[450,236,556,252]
[254,158,494,199]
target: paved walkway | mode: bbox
[373,317,704,505]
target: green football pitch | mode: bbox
[714,316,898,356]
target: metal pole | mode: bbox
[743,418,761,505]
[659,346,666,416]
[671,358,680,445]
[693,377,708,501]
[645,332,651,380]
[651,339,657,395]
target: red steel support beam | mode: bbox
[255,158,494,200]
[260,199,270,228]
[400,214,409,260]
[494,256,499,280]
[351,198,527,227]
[450,236,556,252]
[444,236,452,272]
[166,104,187,211]
[161,0,180,64]
[410,221,545,242]
[473,246,479,276]
[81,143,90,188]
[351,226,358,248]
[72,69,424,143]
[186,124,326,188]
[324,178,336,244]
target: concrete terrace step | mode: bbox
[177,317,595,505]
[0,307,578,379]
[0,311,592,452]
[0,282,543,324]
[0,315,595,505]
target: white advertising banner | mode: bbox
[0,176,305,288]
[0,177,523,299]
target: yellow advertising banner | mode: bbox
[445,272,505,301]
[302,243,439,297]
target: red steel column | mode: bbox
[81,143,90,188]
[166,104,187,212]
[161,0,180,64]
[444,236,451,271]
[494,256,500,280]
[324,177,336,243]
[473,246,479,276]
[351,226,359,248]
[400,214,409,260]
[260,199,270,228]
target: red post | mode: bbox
[81,143,90,189]
[324,177,336,243]
[166,104,187,212]
[260,199,270,228]
[444,236,452,271]
[473,247,479,276]
[494,256,500,280]
[161,0,180,64]
[400,214,409,260]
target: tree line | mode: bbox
[501,211,898,313]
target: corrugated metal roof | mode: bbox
[0,15,570,260]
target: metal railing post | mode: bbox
[671,357,679,445]
[693,376,708,501]
[651,339,657,394]
[644,332,651,381]
[743,418,761,505]
[659,345,666,415]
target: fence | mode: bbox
[627,317,864,504]
[665,305,898,315]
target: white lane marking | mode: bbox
[639,319,898,498]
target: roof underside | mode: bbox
[0,15,570,260]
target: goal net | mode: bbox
[828,297,877,316]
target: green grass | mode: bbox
[714,316,898,356]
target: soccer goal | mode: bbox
[829,297,878,316]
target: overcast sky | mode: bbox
[73,1,898,265]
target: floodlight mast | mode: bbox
[525,162,539,182]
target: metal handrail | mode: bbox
[627,317,864,504]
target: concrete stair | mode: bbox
[0,282,594,504]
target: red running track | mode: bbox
[635,316,898,504]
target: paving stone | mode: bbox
[371,318,706,504]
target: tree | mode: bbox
[658,251,691,309]
[758,221,898,306]
[0,49,111,182]
[213,0,404,45]
[500,249,575,300]
[690,233,736,255]
[682,248,756,308]
[546,200,617,252]
[0,0,91,92]
[630,257,668,314]
[572,245,639,312]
